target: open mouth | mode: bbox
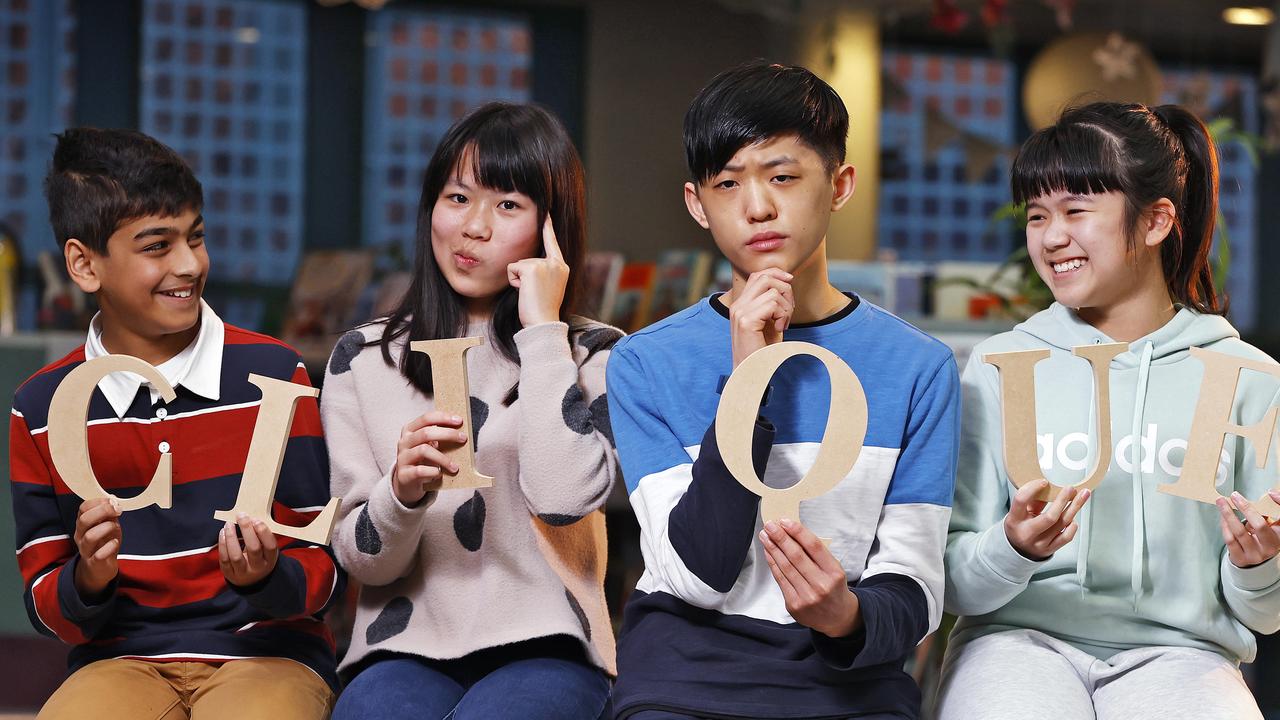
[1051,258,1087,275]
[157,286,196,299]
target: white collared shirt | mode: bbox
[84,299,225,418]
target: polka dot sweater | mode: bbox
[322,318,621,677]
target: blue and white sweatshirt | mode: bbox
[607,294,959,719]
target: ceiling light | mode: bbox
[1223,7,1275,25]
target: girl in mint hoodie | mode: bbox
[937,102,1280,720]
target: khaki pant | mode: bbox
[38,657,335,720]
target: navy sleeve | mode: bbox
[812,573,929,669]
[56,554,121,639]
[231,553,309,618]
[668,417,773,592]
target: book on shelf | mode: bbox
[580,251,625,323]
[610,261,658,333]
[649,249,713,321]
[282,249,375,344]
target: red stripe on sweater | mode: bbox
[17,537,74,585]
[290,366,311,385]
[290,396,324,438]
[273,503,319,528]
[25,402,321,496]
[268,503,337,616]
[223,325,299,350]
[116,548,226,608]
[9,412,53,489]
[32,566,88,644]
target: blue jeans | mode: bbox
[333,637,610,720]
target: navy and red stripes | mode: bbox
[9,326,341,689]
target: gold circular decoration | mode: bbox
[1023,32,1163,130]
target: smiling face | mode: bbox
[429,153,541,317]
[684,133,852,282]
[1025,189,1168,314]
[67,207,209,362]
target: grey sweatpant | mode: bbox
[933,629,1261,720]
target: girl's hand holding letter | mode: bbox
[1218,490,1280,568]
[392,411,467,506]
[1004,479,1090,561]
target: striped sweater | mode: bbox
[8,317,341,689]
[606,294,959,719]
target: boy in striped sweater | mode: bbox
[9,128,340,719]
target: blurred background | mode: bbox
[1,0,1279,716]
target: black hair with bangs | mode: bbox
[373,102,586,395]
[1011,102,1223,315]
[684,60,848,184]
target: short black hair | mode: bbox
[683,60,848,184]
[44,127,202,254]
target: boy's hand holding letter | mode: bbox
[761,518,860,638]
[73,497,122,599]
[218,513,279,587]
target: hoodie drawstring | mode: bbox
[1075,385,1096,593]
[1129,341,1155,608]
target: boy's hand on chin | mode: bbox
[728,268,794,368]
[219,513,280,588]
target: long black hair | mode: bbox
[374,102,586,394]
[1011,101,1224,315]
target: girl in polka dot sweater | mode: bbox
[322,103,620,720]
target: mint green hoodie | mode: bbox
[945,302,1280,663]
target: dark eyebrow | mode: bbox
[447,177,472,191]
[133,215,204,241]
[763,155,798,169]
[133,224,181,240]
[1026,193,1093,212]
[719,155,800,174]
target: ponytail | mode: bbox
[1151,105,1224,315]
[1013,101,1228,317]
